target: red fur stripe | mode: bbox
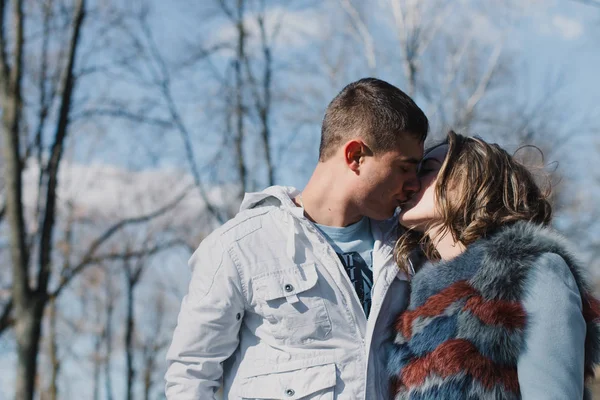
[397,281,477,338]
[396,280,527,339]
[463,296,526,329]
[400,339,519,393]
[583,293,600,323]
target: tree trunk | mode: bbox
[125,277,135,400]
[2,0,32,398]
[257,13,274,186]
[93,329,102,400]
[2,0,85,398]
[14,298,45,400]
[234,0,247,200]
[142,351,153,400]
[104,277,114,400]
[48,297,60,400]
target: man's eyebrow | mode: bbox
[399,157,421,164]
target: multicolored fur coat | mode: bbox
[387,221,600,399]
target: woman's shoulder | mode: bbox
[524,252,582,307]
[530,252,577,279]
[469,223,587,300]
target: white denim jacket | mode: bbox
[165,186,411,399]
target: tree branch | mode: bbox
[138,14,226,224]
[72,108,174,128]
[233,0,247,199]
[50,186,191,298]
[242,5,276,186]
[217,0,236,21]
[339,0,376,70]
[3,0,29,308]
[390,0,418,96]
[0,0,9,89]
[460,43,502,126]
[10,0,23,97]
[0,299,13,335]
[37,0,86,293]
[33,0,56,254]
[82,239,185,267]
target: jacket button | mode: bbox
[235,313,241,321]
[285,389,295,396]
[284,284,294,292]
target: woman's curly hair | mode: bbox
[395,131,553,273]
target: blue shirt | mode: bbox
[518,252,586,399]
[315,217,375,317]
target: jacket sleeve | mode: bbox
[165,234,245,399]
[517,253,586,399]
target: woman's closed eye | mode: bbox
[417,160,441,176]
[418,167,435,176]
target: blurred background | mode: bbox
[0,0,598,399]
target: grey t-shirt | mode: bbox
[315,217,375,317]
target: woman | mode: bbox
[386,131,600,399]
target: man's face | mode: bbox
[355,136,424,220]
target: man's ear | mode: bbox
[344,140,370,173]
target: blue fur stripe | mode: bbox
[409,315,458,357]
[385,340,414,377]
[456,310,524,366]
[408,374,474,400]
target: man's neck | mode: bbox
[299,163,363,227]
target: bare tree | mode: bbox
[138,289,171,400]
[124,256,137,400]
[90,268,107,400]
[0,1,194,397]
[121,238,181,400]
[45,297,59,400]
[97,0,287,222]
[243,0,279,187]
[1,1,86,397]
[103,267,116,400]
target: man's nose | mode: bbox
[403,173,421,196]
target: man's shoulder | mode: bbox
[205,204,280,245]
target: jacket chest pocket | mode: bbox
[252,262,332,344]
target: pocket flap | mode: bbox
[239,362,336,399]
[253,262,318,301]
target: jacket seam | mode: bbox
[227,244,250,305]
[220,207,271,236]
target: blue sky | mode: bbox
[58,0,600,233]
[71,0,599,192]
[513,1,599,115]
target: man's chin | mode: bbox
[369,208,396,221]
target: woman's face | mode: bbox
[398,144,448,231]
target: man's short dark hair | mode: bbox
[319,77,429,161]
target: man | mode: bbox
[165,78,428,399]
